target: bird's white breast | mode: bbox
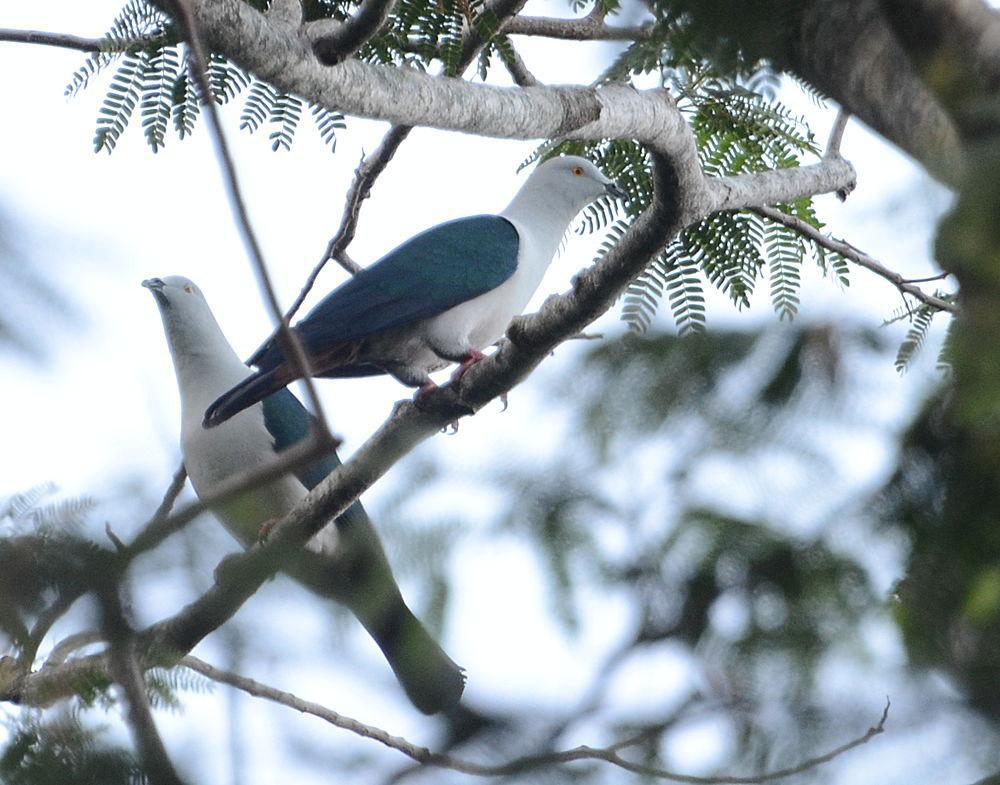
[179,367,337,555]
[421,216,559,357]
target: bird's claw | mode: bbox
[499,393,509,412]
[450,350,486,385]
[414,380,438,403]
[441,421,460,434]
[257,517,280,544]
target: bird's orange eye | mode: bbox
[572,166,584,176]
[184,285,194,294]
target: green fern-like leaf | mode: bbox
[268,92,304,152]
[766,220,803,321]
[65,0,170,99]
[94,52,149,154]
[311,104,346,152]
[170,61,200,139]
[140,46,179,152]
[894,306,936,373]
[208,54,250,105]
[240,80,279,134]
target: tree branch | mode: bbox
[502,14,654,41]
[283,126,411,321]
[0,28,102,52]
[266,0,303,31]
[307,0,399,64]
[286,0,528,320]
[751,205,959,315]
[182,655,889,783]
[879,0,1000,138]
[100,585,186,785]
[498,41,539,87]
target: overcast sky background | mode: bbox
[0,2,967,783]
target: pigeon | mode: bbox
[144,275,465,713]
[203,156,625,427]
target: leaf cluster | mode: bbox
[68,1,347,155]
[528,72,847,334]
[0,712,147,785]
[384,325,890,773]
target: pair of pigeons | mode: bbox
[146,156,624,714]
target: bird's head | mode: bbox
[142,275,208,313]
[143,275,228,361]
[507,155,627,227]
[529,155,627,205]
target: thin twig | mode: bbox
[500,43,539,87]
[283,126,411,321]
[0,28,102,51]
[903,272,950,284]
[502,14,653,40]
[825,109,850,158]
[124,434,331,561]
[16,593,81,671]
[752,205,959,315]
[44,632,102,668]
[162,0,333,439]
[182,655,890,783]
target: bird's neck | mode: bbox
[500,185,585,247]
[161,311,251,412]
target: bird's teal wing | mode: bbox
[261,389,359,508]
[250,215,519,369]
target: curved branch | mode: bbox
[307,0,399,64]
[879,0,1000,137]
[150,0,692,145]
[183,655,890,783]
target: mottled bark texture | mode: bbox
[794,0,963,182]
[646,0,963,183]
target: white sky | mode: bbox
[0,2,968,784]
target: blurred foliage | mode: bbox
[0,209,76,361]
[0,486,98,651]
[879,392,1000,725]
[0,711,147,785]
[371,323,997,783]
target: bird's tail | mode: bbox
[290,549,466,714]
[363,600,467,715]
[203,366,290,428]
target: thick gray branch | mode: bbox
[705,158,857,217]
[792,0,963,184]
[163,0,691,144]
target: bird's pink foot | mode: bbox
[450,350,486,384]
[414,380,439,402]
[257,517,280,544]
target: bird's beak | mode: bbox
[605,181,628,201]
[142,277,169,307]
